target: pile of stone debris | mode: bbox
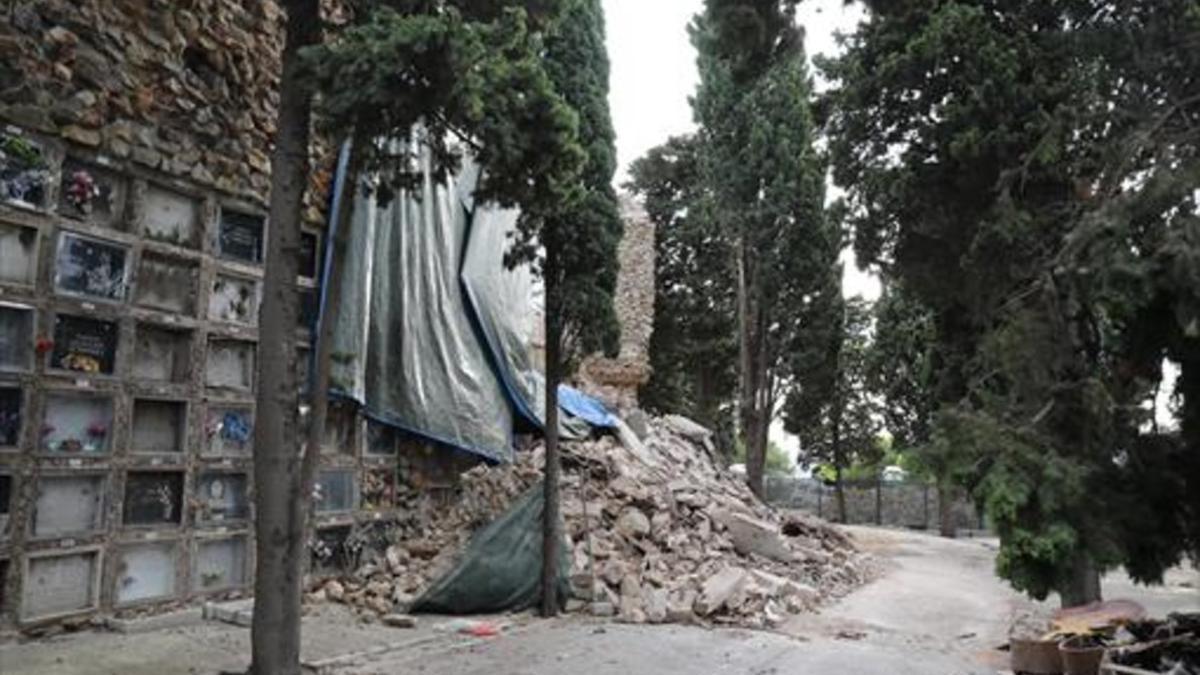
[313,415,874,628]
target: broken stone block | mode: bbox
[616,507,650,539]
[590,601,615,617]
[382,614,418,629]
[324,580,345,602]
[643,588,669,624]
[694,566,748,616]
[713,510,795,563]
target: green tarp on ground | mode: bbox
[410,482,569,614]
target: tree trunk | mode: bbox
[937,484,956,538]
[834,464,847,524]
[1060,551,1102,608]
[250,2,319,673]
[874,477,883,526]
[736,241,768,499]
[541,279,563,618]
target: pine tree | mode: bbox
[690,0,839,497]
[538,0,623,617]
[627,135,738,449]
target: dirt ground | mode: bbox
[2,526,1196,675]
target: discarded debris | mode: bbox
[315,415,874,628]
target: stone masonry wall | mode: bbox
[0,0,329,221]
[577,194,656,412]
[0,0,360,634]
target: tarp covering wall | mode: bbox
[330,150,515,463]
[328,145,613,462]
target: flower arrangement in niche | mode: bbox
[64,169,100,213]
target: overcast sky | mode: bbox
[603,1,872,467]
[603,0,878,304]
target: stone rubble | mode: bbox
[317,415,875,629]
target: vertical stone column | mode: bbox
[576,194,656,412]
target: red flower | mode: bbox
[35,337,53,354]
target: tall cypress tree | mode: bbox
[691,0,839,497]
[538,0,622,616]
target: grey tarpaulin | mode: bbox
[329,148,514,462]
[327,144,607,462]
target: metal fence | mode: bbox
[763,476,985,532]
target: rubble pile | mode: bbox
[318,415,874,628]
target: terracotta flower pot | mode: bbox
[1060,636,1105,675]
[1012,638,1065,674]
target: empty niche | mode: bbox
[0,386,20,447]
[132,324,191,382]
[31,474,105,538]
[0,222,38,286]
[366,421,397,456]
[217,209,264,264]
[204,406,252,456]
[298,288,318,330]
[140,184,200,249]
[22,550,100,620]
[0,303,34,372]
[315,470,356,513]
[115,541,177,605]
[299,231,321,280]
[0,559,7,613]
[50,314,118,375]
[58,160,126,228]
[208,274,258,325]
[0,473,11,536]
[41,392,113,453]
[135,252,198,315]
[296,346,311,394]
[310,525,352,575]
[321,402,356,456]
[195,472,249,523]
[54,232,130,302]
[131,399,186,454]
[193,536,248,592]
[0,131,50,209]
[122,471,183,527]
[205,338,254,390]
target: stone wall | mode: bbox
[0,0,357,633]
[577,194,655,412]
[0,0,329,221]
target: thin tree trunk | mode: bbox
[541,273,563,617]
[834,464,847,524]
[875,476,882,526]
[251,2,319,673]
[938,483,956,538]
[1060,551,1102,608]
[737,242,768,498]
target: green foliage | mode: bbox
[868,282,937,451]
[825,0,1200,602]
[305,1,585,240]
[540,0,622,366]
[732,438,794,477]
[627,135,738,431]
[785,296,883,480]
[690,0,841,492]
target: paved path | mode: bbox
[2,527,1196,675]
